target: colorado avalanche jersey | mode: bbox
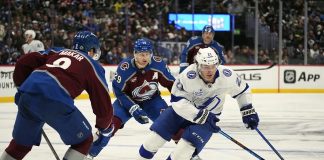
[180,36,226,73]
[171,64,252,123]
[13,49,113,129]
[112,56,175,110]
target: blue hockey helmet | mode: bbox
[133,38,153,54]
[72,31,101,60]
[202,25,215,34]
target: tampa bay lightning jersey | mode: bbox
[171,64,252,123]
[13,49,113,129]
[180,36,226,73]
[112,56,175,110]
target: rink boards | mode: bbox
[1,64,324,103]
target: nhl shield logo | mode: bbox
[284,70,296,83]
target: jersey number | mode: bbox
[114,72,122,83]
[46,57,72,69]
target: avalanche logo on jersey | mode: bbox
[120,62,129,70]
[223,69,232,77]
[153,56,162,62]
[187,71,197,79]
[132,80,158,101]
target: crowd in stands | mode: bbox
[0,0,323,65]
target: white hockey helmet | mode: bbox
[24,30,36,39]
[195,47,219,66]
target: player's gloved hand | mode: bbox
[88,125,114,158]
[129,104,149,124]
[194,109,220,133]
[205,112,221,133]
[240,104,259,130]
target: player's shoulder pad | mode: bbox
[40,47,65,55]
[211,40,224,49]
[118,58,132,72]
[186,70,197,79]
[189,36,200,41]
[218,65,234,77]
[186,36,202,46]
[152,56,162,62]
[190,36,203,43]
[180,65,198,80]
[150,56,169,71]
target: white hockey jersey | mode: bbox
[171,64,252,123]
[22,40,45,54]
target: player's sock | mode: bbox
[0,151,16,160]
[170,139,195,160]
[4,139,32,160]
[70,135,93,155]
[139,145,155,159]
[138,132,167,159]
[112,116,122,136]
[191,155,203,160]
[63,148,86,160]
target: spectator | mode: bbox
[310,43,320,63]
[225,49,236,64]
[22,29,45,54]
[315,49,324,64]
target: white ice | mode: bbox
[1,94,324,160]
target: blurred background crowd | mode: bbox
[0,0,324,65]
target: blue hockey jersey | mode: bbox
[180,36,226,73]
[112,56,175,110]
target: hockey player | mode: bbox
[137,47,259,160]
[0,31,114,160]
[179,25,226,73]
[87,38,175,158]
[22,29,45,54]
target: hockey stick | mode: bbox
[233,63,277,71]
[219,130,265,160]
[42,129,60,160]
[255,128,284,160]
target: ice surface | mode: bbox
[1,94,324,160]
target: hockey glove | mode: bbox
[88,125,114,158]
[193,109,220,133]
[205,112,221,133]
[240,104,259,130]
[129,104,149,124]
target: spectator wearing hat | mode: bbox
[179,25,226,73]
